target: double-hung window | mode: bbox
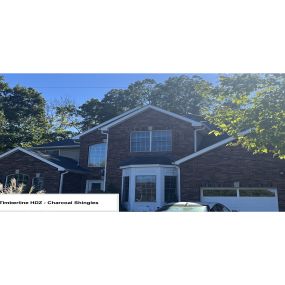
[130,130,172,152]
[6,173,29,190]
[32,177,44,191]
[135,175,156,202]
[88,143,107,167]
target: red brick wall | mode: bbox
[62,172,86,193]
[179,145,285,210]
[0,151,61,193]
[105,108,196,192]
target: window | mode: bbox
[239,189,275,197]
[202,189,237,197]
[135,175,156,202]
[32,177,44,191]
[130,130,172,152]
[122,176,130,202]
[202,188,276,197]
[6,173,29,190]
[164,176,178,203]
[130,131,150,152]
[86,180,104,193]
[88,143,106,167]
[152,130,172,152]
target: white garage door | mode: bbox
[201,187,279,212]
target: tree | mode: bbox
[149,75,212,115]
[202,73,285,159]
[0,78,49,151]
[79,79,156,127]
[78,76,211,129]
[78,98,102,131]
[46,97,80,141]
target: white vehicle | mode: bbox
[156,202,232,212]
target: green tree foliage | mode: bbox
[99,79,156,122]
[46,98,80,141]
[202,74,285,159]
[78,76,208,128]
[150,75,212,115]
[0,77,49,151]
[78,98,102,131]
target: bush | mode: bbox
[0,178,45,194]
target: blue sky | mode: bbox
[1,74,218,106]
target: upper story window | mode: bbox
[130,130,172,152]
[152,130,172,152]
[88,143,107,167]
[130,131,150,152]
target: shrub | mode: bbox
[0,178,45,194]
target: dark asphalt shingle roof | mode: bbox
[33,139,80,148]
[32,151,91,174]
[198,133,230,150]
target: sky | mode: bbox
[1,73,218,106]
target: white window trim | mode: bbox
[5,173,30,187]
[130,130,172,153]
[85,180,105,193]
[88,143,107,167]
[121,176,130,203]
[200,187,277,199]
[135,175,157,203]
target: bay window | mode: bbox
[164,176,178,203]
[135,175,156,202]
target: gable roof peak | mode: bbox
[73,104,203,139]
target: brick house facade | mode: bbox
[179,145,285,210]
[0,105,284,211]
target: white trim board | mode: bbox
[73,105,203,139]
[100,105,202,130]
[0,147,65,171]
[31,145,80,150]
[174,129,252,165]
[120,164,176,169]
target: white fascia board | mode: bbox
[120,164,176,169]
[72,106,142,139]
[148,105,202,126]
[31,145,80,150]
[174,129,252,165]
[0,147,66,171]
[101,105,202,131]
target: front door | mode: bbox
[85,180,104,193]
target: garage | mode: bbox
[200,187,279,212]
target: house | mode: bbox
[0,105,284,211]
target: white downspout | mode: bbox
[194,125,207,152]
[59,171,69,193]
[101,130,109,192]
